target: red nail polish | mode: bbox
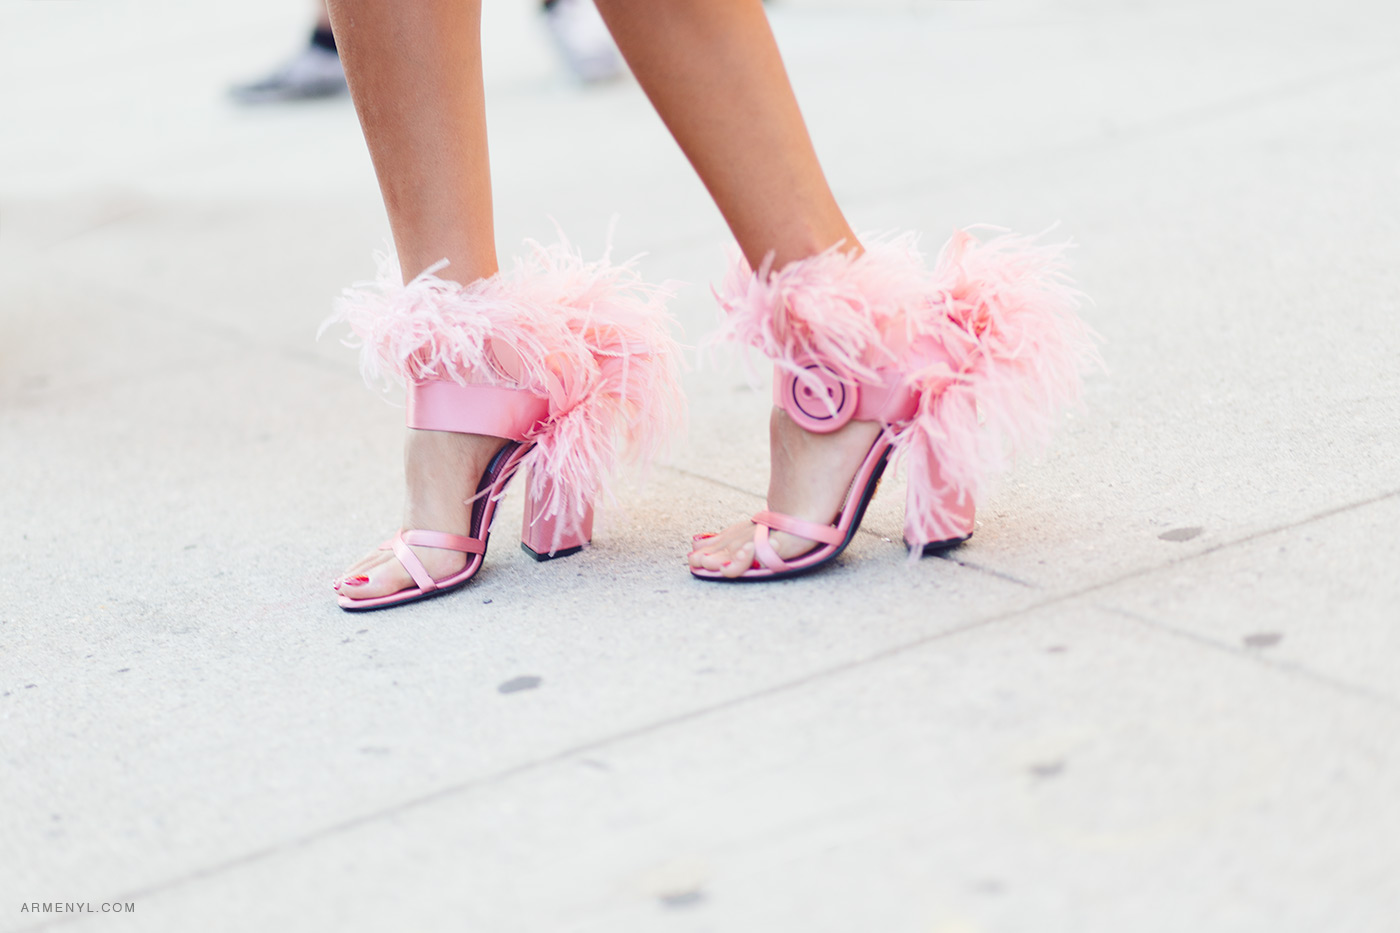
[345,575,369,586]
[722,561,732,567]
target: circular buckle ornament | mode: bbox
[781,361,857,434]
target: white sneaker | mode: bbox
[543,0,625,83]
[230,44,347,104]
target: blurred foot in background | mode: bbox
[542,0,625,83]
[230,0,623,105]
[230,8,346,104]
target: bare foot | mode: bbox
[334,429,509,599]
[689,408,883,578]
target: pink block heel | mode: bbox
[692,229,1097,582]
[904,453,976,554]
[520,470,594,561]
[325,237,683,610]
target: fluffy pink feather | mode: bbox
[713,229,1099,549]
[323,238,685,548]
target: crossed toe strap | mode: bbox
[378,529,486,593]
[750,510,844,572]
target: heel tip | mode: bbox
[521,541,588,562]
[906,532,973,555]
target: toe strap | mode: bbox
[381,529,486,593]
[752,524,789,572]
[399,530,486,553]
[752,510,844,546]
[749,510,844,572]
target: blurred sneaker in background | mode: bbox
[543,0,625,83]
[231,0,621,105]
[230,25,347,105]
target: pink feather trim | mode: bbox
[713,229,1100,549]
[323,238,685,549]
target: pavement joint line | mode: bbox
[36,204,148,251]
[1056,484,1400,606]
[16,485,1400,923]
[661,463,764,502]
[931,553,1040,589]
[1096,53,1400,148]
[13,616,1027,931]
[1092,602,1400,711]
[0,350,242,412]
[40,249,350,374]
[4,268,350,408]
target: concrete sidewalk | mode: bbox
[3,0,1399,930]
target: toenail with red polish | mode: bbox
[345,575,369,586]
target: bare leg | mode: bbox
[595,0,883,576]
[328,0,508,598]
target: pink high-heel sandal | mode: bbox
[336,382,595,611]
[691,229,1097,582]
[326,238,682,611]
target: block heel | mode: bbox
[521,470,594,561]
[902,456,975,555]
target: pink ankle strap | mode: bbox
[407,379,550,440]
[772,359,920,434]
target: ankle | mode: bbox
[402,430,508,517]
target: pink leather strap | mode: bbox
[399,529,486,554]
[773,363,919,433]
[752,524,789,572]
[407,380,550,440]
[750,509,845,571]
[378,529,486,593]
[753,510,844,546]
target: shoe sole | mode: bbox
[690,451,891,584]
[520,541,587,562]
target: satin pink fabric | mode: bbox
[407,380,550,440]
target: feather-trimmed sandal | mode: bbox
[690,229,1097,582]
[326,238,683,611]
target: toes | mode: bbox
[335,549,389,585]
[338,567,407,601]
[687,528,734,568]
[336,554,412,600]
[699,548,729,573]
[721,542,755,578]
[333,573,370,593]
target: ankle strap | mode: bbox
[772,359,919,434]
[407,379,550,440]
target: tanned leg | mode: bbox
[327,0,508,598]
[595,0,882,577]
